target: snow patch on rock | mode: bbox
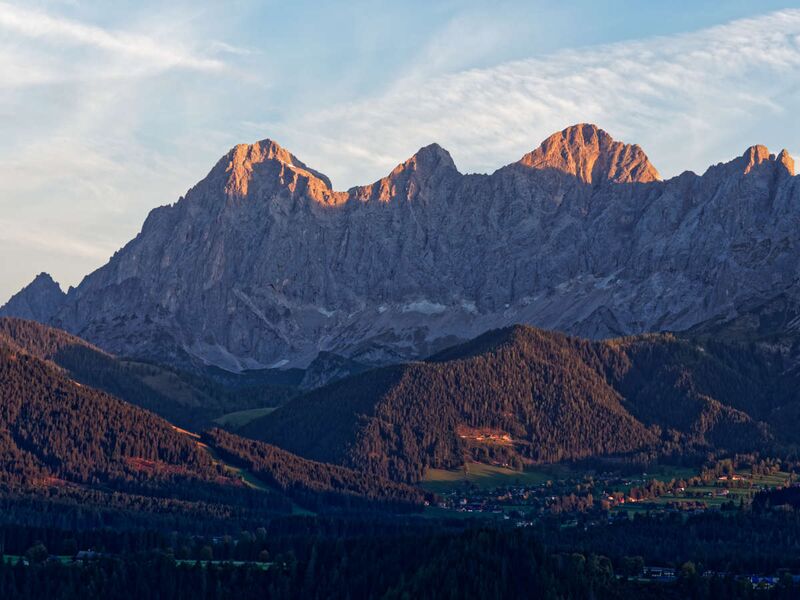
[402,300,447,315]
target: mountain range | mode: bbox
[2,123,798,377]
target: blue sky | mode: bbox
[2,0,800,302]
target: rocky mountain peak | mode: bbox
[777,149,795,177]
[741,144,772,175]
[0,272,65,323]
[406,143,456,170]
[32,272,57,286]
[218,138,334,198]
[517,123,660,184]
[353,143,459,202]
[715,145,797,179]
[385,143,458,181]
[5,125,800,374]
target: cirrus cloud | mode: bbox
[268,9,800,188]
[0,1,226,76]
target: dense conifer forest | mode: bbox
[203,428,427,512]
[0,318,295,429]
[0,325,426,527]
[243,326,798,482]
[1,512,800,599]
[0,340,213,486]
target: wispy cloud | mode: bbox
[0,218,117,260]
[0,2,225,74]
[3,5,800,304]
[272,9,800,188]
[209,40,257,57]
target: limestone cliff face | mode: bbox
[517,123,660,184]
[3,124,798,371]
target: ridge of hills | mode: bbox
[0,318,425,520]
[241,325,796,483]
[0,317,295,430]
[4,316,797,493]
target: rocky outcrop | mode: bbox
[298,352,369,391]
[3,124,798,372]
[517,123,660,184]
[0,273,66,323]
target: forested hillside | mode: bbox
[0,327,426,522]
[0,337,298,523]
[203,429,426,512]
[243,326,796,482]
[0,340,214,487]
[0,318,295,429]
[599,335,781,448]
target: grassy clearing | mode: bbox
[2,555,274,570]
[196,442,272,493]
[750,471,793,488]
[422,462,561,493]
[608,465,699,494]
[121,361,206,407]
[640,465,697,482]
[213,407,277,429]
[420,506,505,520]
[615,470,793,514]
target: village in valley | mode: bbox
[423,458,794,519]
[421,458,800,589]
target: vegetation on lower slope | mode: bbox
[600,335,779,449]
[0,328,424,521]
[203,428,426,512]
[243,326,794,483]
[213,407,278,429]
[242,328,656,482]
[0,341,213,487]
[0,317,295,429]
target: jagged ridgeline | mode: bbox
[2,124,797,376]
[241,326,798,483]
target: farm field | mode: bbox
[421,462,581,493]
[2,555,274,570]
[2,555,73,566]
[174,560,273,570]
[614,471,795,514]
[421,462,701,495]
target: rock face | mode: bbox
[517,124,660,184]
[0,273,66,322]
[2,124,799,372]
[298,352,369,391]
